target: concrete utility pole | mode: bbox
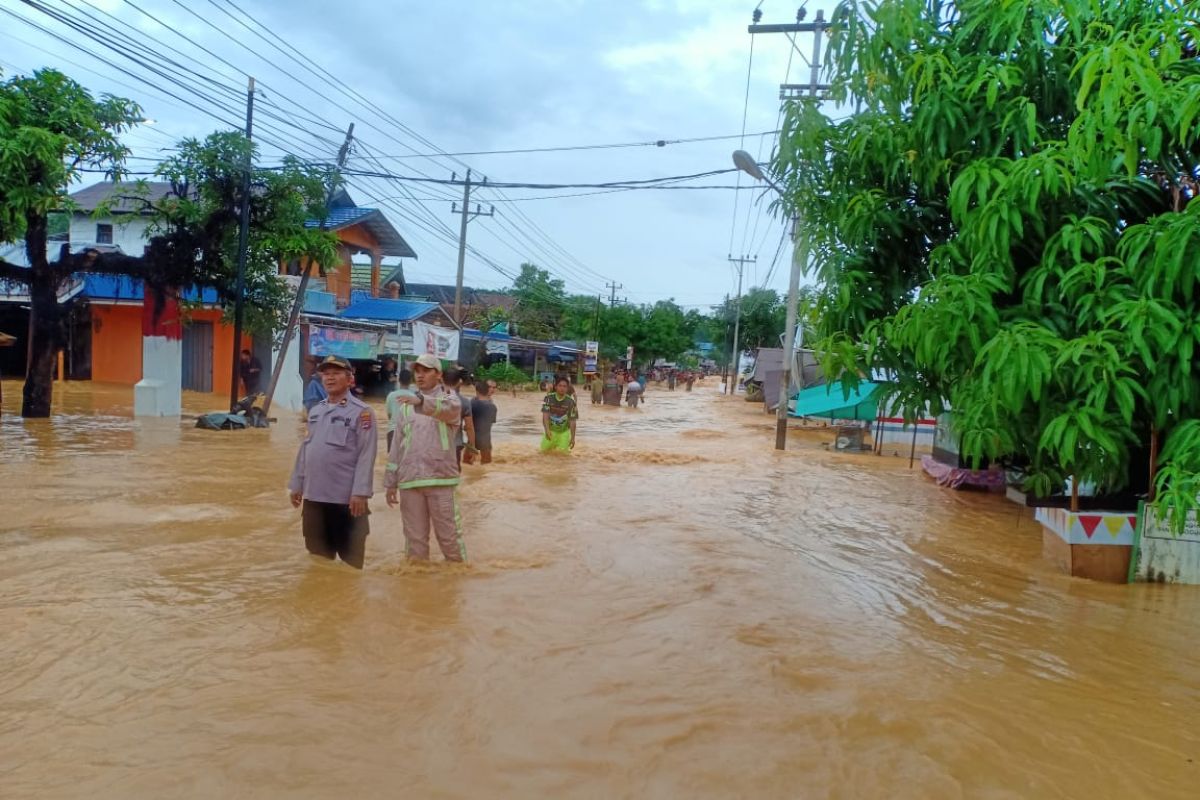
[726,254,756,395]
[451,169,495,326]
[262,122,355,416]
[229,76,256,412]
[592,293,602,339]
[605,280,623,307]
[744,7,830,447]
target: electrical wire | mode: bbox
[10,1,765,307]
[216,0,623,291]
[361,130,783,159]
[338,166,741,189]
[727,28,756,259]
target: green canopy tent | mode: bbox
[788,380,880,420]
[787,380,883,453]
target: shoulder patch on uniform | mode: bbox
[359,410,373,429]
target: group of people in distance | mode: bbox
[588,367,648,407]
[288,356,577,570]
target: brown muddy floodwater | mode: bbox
[1,379,1198,798]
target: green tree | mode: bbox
[0,69,142,417]
[147,131,338,338]
[634,299,692,362]
[775,0,1200,517]
[709,287,787,358]
[509,262,565,341]
[559,293,601,343]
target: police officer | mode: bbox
[288,355,377,569]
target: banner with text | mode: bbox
[584,340,599,372]
[309,325,382,360]
[413,321,460,360]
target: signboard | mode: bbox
[309,325,381,360]
[413,321,460,360]
[584,340,599,373]
[485,339,510,357]
[1132,506,1200,584]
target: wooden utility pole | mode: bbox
[451,169,494,326]
[262,123,356,416]
[228,76,256,411]
[726,254,755,394]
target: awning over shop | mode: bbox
[790,380,879,420]
[462,329,581,354]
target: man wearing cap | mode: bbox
[288,355,378,569]
[383,354,468,562]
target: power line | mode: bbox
[8,2,337,160]
[727,25,757,259]
[338,166,742,189]
[8,3,632,311]
[362,130,783,159]
[215,0,623,294]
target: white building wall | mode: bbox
[876,399,937,447]
[69,214,151,255]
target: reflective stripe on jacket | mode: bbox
[383,386,463,490]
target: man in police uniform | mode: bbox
[288,355,377,568]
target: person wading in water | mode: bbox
[540,376,578,453]
[384,354,468,562]
[288,356,377,569]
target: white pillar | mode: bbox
[134,286,182,417]
[270,327,305,412]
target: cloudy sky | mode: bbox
[0,0,830,310]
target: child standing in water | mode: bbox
[540,376,578,453]
[470,379,498,464]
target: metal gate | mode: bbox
[181,321,213,392]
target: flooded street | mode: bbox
[2,379,1198,798]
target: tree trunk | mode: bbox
[21,214,60,418]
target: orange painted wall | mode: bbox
[190,308,242,398]
[91,305,142,384]
[89,304,247,395]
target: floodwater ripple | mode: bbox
[1,378,1198,798]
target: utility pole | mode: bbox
[262,122,355,416]
[229,76,256,412]
[451,169,495,326]
[592,293,602,339]
[726,254,755,395]
[605,280,622,307]
[746,7,830,447]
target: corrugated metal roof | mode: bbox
[305,208,418,259]
[340,297,439,322]
[306,206,375,229]
[70,181,177,213]
[82,275,220,304]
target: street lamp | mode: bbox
[732,149,804,451]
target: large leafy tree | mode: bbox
[0,70,339,418]
[146,131,338,337]
[776,0,1200,514]
[0,69,141,417]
